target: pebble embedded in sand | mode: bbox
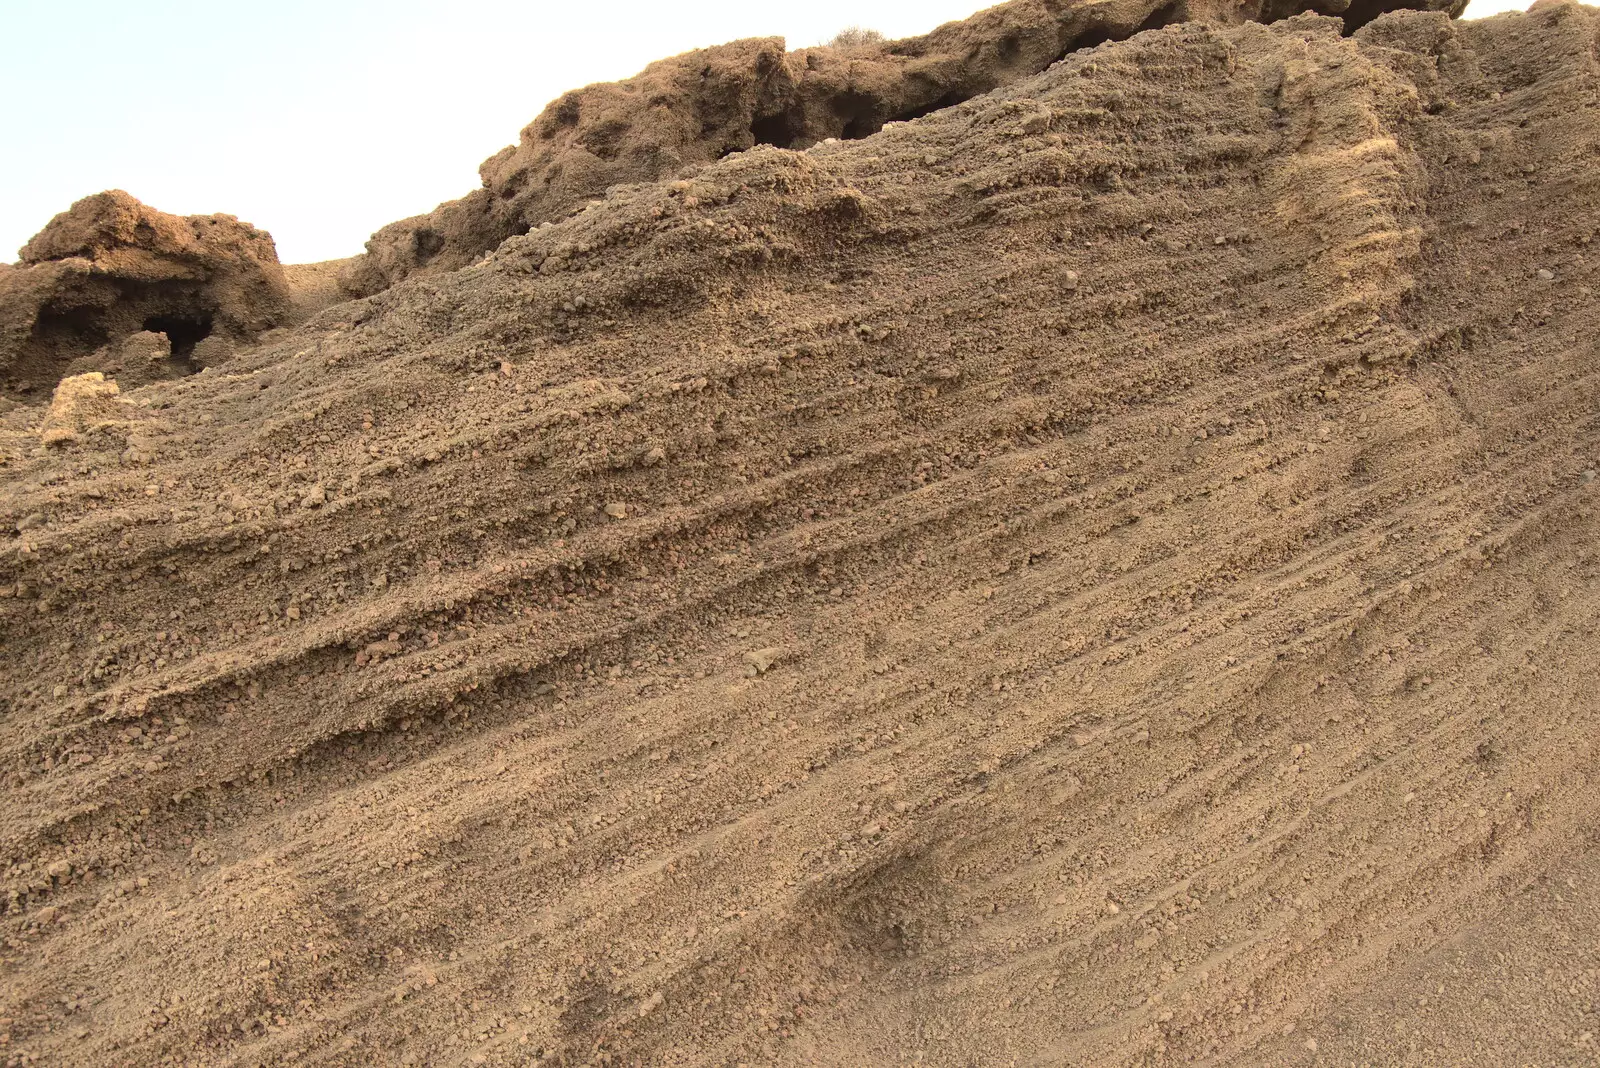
[743,647,786,676]
[604,502,628,519]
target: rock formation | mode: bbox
[0,191,292,401]
[340,0,1468,296]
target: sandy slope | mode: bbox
[2,7,1600,1066]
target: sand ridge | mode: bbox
[1,4,1599,1066]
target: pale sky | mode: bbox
[0,0,1534,265]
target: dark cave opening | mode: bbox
[744,0,1205,152]
[751,107,806,149]
[412,227,447,266]
[835,89,885,140]
[142,313,214,359]
[892,89,974,125]
[32,304,111,355]
[1057,1,1188,59]
[1337,0,1429,33]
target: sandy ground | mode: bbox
[283,260,360,325]
[2,6,1600,1066]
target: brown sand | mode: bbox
[282,260,361,326]
[3,5,1600,1066]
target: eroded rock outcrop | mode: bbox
[342,0,1468,296]
[0,191,292,400]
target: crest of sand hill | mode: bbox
[5,3,1600,1068]
[0,0,1468,400]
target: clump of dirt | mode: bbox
[340,0,1467,297]
[4,3,1600,1067]
[0,191,293,401]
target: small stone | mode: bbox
[603,502,628,519]
[1105,901,1121,915]
[1063,270,1081,290]
[1538,268,1555,280]
[861,822,881,837]
[743,647,786,676]
[300,485,327,509]
[15,512,44,533]
[363,637,402,662]
[47,860,71,879]
[1214,236,1227,246]
[34,905,59,925]
[1304,1037,1318,1052]
[1582,469,1597,484]
[643,447,666,466]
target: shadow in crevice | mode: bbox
[743,0,1197,153]
[141,312,213,360]
[1337,0,1434,32]
[1057,0,1188,59]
